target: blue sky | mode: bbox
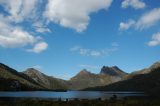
[0,0,160,80]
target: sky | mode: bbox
[0,0,160,80]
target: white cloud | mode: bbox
[90,51,102,57]
[27,42,48,53]
[0,16,38,48]
[1,0,50,34]
[0,28,36,48]
[33,22,51,33]
[44,0,112,32]
[70,43,118,57]
[35,27,51,33]
[0,1,48,53]
[119,8,160,30]
[119,19,135,30]
[78,64,99,70]
[148,32,160,46]
[121,0,146,9]
[70,46,82,52]
[0,0,39,22]
[0,15,48,53]
[136,8,160,29]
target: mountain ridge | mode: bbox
[1,61,160,93]
[68,68,124,90]
[0,62,126,91]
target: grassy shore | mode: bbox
[0,97,160,106]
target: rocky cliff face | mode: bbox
[100,66,127,77]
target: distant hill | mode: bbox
[122,62,160,80]
[84,62,160,97]
[23,68,68,90]
[68,69,123,90]
[130,62,160,75]
[0,63,43,91]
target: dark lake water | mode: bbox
[0,91,145,100]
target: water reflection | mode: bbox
[0,91,145,99]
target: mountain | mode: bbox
[23,67,126,90]
[84,62,160,97]
[0,63,43,91]
[100,66,127,77]
[122,62,160,80]
[68,69,122,90]
[131,62,160,75]
[0,63,132,91]
[23,68,68,90]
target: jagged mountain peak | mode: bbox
[111,66,120,70]
[78,69,91,75]
[102,66,120,70]
[100,66,127,77]
[70,69,94,81]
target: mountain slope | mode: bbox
[0,63,43,91]
[130,62,160,75]
[84,62,160,97]
[23,68,68,90]
[68,69,122,90]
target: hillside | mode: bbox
[0,63,127,91]
[68,69,123,90]
[84,62,160,97]
[0,63,43,91]
[23,68,68,90]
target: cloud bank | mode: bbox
[0,0,48,53]
[121,0,146,10]
[148,33,160,46]
[0,0,113,52]
[70,43,118,57]
[119,8,160,30]
[44,0,113,32]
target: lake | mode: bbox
[0,91,145,100]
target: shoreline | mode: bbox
[0,96,160,106]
